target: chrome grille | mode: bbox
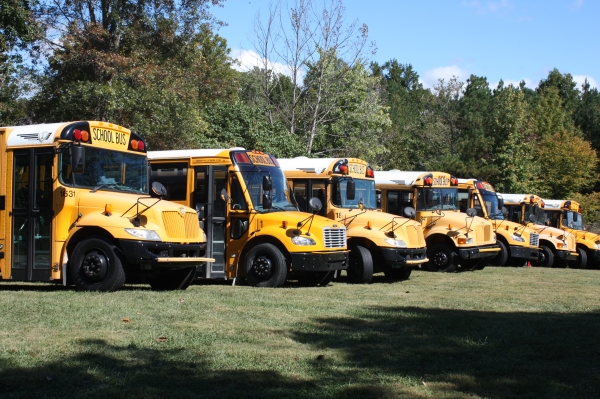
[323,227,346,248]
[162,211,201,240]
[529,233,539,247]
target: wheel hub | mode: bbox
[82,250,109,282]
[252,255,272,279]
[433,252,448,267]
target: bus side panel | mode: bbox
[0,130,6,279]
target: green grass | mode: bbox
[1,267,600,398]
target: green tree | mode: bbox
[29,0,236,150]
[537,68,579,116]
[203,101,304,157]
[534,86,577,139]
[576,80,600,150]
[536,131,597,198]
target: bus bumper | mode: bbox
[290,251,349,272]
[458,245,500,260]
[555,250,578,262]
[381,247,428,267]
[509,245,540,260]
[119,240,213,268]
[591,249,600,261]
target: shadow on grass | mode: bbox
[2,308,600,398]
[290,306,600,398]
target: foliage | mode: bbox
[536,130,598,198]
[202,101,304,157]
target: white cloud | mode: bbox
[420,65,470,88]
[230,48,292,78]
[573,75,597,90]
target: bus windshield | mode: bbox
[331,178,377,209]
[563,211,584,230]
[481,193,504,220]
[416,187,458,211]
[239,165,297,213]
[60,147,148,194]
[525,204,549,226]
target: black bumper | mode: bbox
[290,251,349,272]
[591,249,600,261]
[458,244,500,260]
[119,240,207,268]
[509,245,540,260]
[380,247,428,268]
[555,249,577,261]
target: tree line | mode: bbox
[2,0,600,227]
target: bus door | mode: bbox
[194,166,227,278]
[11,149,54,281]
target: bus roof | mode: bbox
[498,193,543,204]
[147,148,245,160]
[375,170,449,186]
[2,122,69,146]
[278,157,370,175]
[543,199,564,209]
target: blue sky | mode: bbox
[212,0,599,90]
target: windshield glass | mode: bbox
[416,188,458,211]
[481,193,504,220]
[525,204,549,226]
[239,165,296,213]
[563,211,584,230]
[331,178,377,209]
[60,147,147,194]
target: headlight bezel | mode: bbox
[511,234,526,243]
[384,238,408,248]
[291,236,316,246]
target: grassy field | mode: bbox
[1,267,600,399]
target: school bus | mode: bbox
[147,149,350,287]
[375,171,499,272]
[278,157,428,283]
[499,194,578,267]
[543,199,599,269]
[458,179,540,266]
[0,121,213,291]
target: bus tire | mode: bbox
[491,240,508,266]
[347,245,374,284]
[244,243,288,287]
[531,245,554,267]
[70,236,126,292]
[384,267,412,281]
[573,247,588,269]
[426,243,457,272]
[149,267,196,291]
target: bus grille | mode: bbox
[162,211,201,240]
[529,233,539,247]
[323,227,346,248]
[567,235,576,251]
[474,224,492,243]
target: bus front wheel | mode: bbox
[426,243,457,272]
[244,243,288,287]
[531,245,554,267]
[347,245,374,284]
[70,236,126,292]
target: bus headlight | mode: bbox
[457,237,474,245]
[292,236,316,245]
[384,239,407,248]
[595,244,600,250]
[125,228,161,241]
[511,234,525,242]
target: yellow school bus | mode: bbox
[543,199,599,269]
[0,121,213,291]
[147,149,350,287]
[458,179,540,266]
[278,157,428,283]
[499,194,578,267]
[375,171,499,272]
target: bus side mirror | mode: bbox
[529,214,537,223]
[346,179,356,200]
[502,206,508,216]
[71,145,85,174]
[497,196,504,210]
[220,188,230,203]
[262,193,272,210]
[309,197,322,213]
[466,208,477,217]
[262,175,272,192]
[404,207,416,219]
[151,181,167,197]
